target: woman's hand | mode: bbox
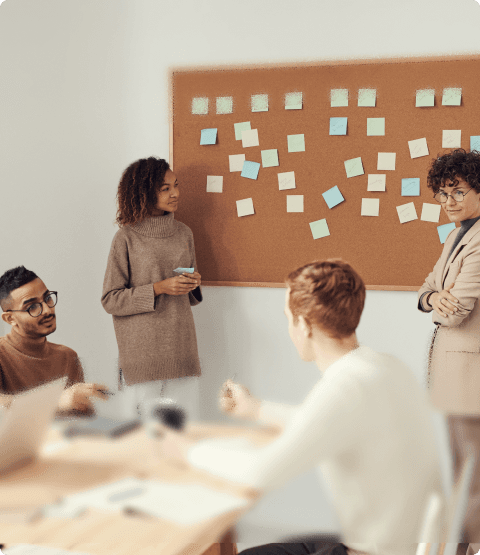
[154,274,198,296]
[190,271,201,288]
[218,380,261,421]
[429,283,459,318]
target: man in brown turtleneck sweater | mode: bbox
[0,266,108,413]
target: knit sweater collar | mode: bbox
[131,211,176,238]
[4,327,50,359]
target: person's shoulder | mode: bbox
[174,219,193,236]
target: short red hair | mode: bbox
[286,259,366,340]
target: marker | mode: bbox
[97,387,115,396]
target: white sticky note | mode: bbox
[236,198,255,217]
[216,96,233,114]
[367,174,386,192]
[396,202,418,224]
[344,157,364,178]
[416,89,435,107]
[442,130,461,148]
[287,195,304,212]
[421,203,441,223]
[229,154,246,172]
[361,198,380,216]
[278,171,296,190]
[377,152,396,171]
[206,176,223,193]
[358,89,376,107]
[285,92,303,110]
[442,88,462,106]
[367,118,385,136]
[234,122,251,141]
[408,138,429,159]
[331,89,348,107]
[191,97,208,115]
[251,94,268,112]
[242,129,259,148]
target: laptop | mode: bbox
[0,376,67,475]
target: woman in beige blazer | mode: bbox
[418,149,480,543]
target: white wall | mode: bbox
[1,0,480,544]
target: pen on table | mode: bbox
[97,387,115,396]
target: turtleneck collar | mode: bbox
[460,215,480,230]
[130,211,176,238]
[5,326,50,359]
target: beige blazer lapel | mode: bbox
[440,220,480,289]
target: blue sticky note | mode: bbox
[200,128,217,145]
[471,136,480,152]
[322,186,345,209]
[437,222,456,244]
[329,117,347,136]
[401,178,420,196]
[174,267,194,274]
[241,161,260,180]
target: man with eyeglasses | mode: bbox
[418,148,480,544]
[0,266,108,414]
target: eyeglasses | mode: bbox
[6,291,58,318]
[434,189,473,203]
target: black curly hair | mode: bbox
[0,266,39,311]
[116,157,170,226]
[427,149,480,194]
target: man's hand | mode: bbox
[58,383,109,413]
[429,283,459,318]
[218,380,261,420]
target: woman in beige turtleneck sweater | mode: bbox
[101,157,203,418]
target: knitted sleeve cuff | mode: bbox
[133,283,156,313]
[419,291,433,313]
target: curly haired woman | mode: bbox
[418,148,480,544]
[101,157,202,419]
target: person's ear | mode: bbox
[298,316,313,339]
[1,311,14,326]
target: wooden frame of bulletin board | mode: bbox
[170,55,480,290]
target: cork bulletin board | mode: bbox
[170,55,480,290]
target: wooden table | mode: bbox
[0,421,277,555]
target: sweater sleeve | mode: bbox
[187,230,203,307]
[101,234,156,316]
[66,354,85,388]
[187,370,363,491]
[257,400,299,429]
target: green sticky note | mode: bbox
[191,97,208,115]
[285,92,303,110]
[358,89,376,107]
[261,149,279,168]
[416,89,435,107]
[234,122,251,141]
[344,157,364,178]
[216,96,233,114]
[442,88,462,106]
[331,89,348,107]
[287,134,305,153]
[367,118,385,136]
[251,94,268,112]
[309,219,330,240]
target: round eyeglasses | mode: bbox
[434,189,473,203]
[6,291,58,318]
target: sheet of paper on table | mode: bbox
[42,473,251,527]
